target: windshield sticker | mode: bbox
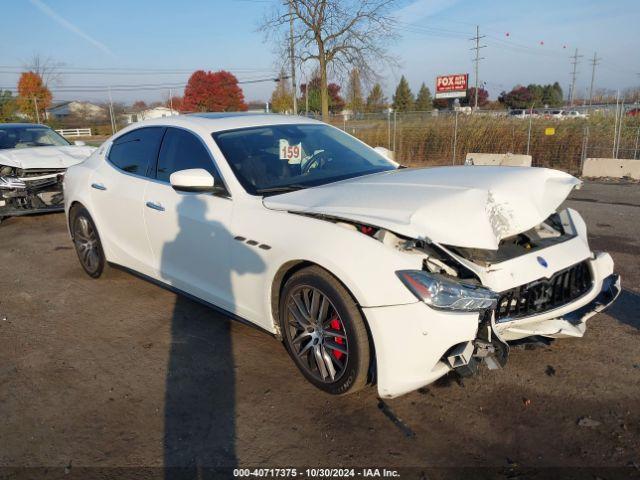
[279,139,303,163]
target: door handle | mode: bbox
[91,183,107,191]
[145,201,165,212]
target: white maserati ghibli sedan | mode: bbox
[63,113,619,398]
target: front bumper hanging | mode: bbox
[0,172,66,217]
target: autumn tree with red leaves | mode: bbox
[182,70,248,112]
[17,71,52,121]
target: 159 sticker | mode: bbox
[279,139,302,163]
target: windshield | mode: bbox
[0,126,70,150]
[212,124,397,195]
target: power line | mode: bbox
[0,65,274,73]
[469,25,486,109]
[0,76,284,94]
[569,48,583,106]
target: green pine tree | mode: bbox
[414,83,433,111]
[392,76,414,112]
[366,83,387,112]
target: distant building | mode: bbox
[47,101,106,120]
[247,101,268,113]
[124,106,180,124]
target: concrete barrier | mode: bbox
[582,158,640,180]
[465,152,532,167]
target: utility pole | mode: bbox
[32,96,40,123]
[288,0,298,115]
[588,52,601,107]
[569,48,583,106]
[169,88,174,113]
[469,25,486,110]
[304,72,309,115]
[108,86,116,135]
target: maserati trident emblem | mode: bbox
[537,256,548,268]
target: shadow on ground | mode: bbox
[161,195,265,477]
[606,289,640,330]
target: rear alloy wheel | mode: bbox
[279,266,370,395]
[70,206,106,278]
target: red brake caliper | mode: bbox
[329,316,344,360]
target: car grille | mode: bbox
[495,261,593,322]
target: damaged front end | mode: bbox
[331,209,620,391]
[0,165,67,219]
[441,267,620,380]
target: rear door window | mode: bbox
[108,127,165,176]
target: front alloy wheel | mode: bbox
[280,266,370,395]
[286,286,349,382]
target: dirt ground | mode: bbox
[0,181,639,479]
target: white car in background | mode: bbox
[562,110,588,119]
[544,109,565,119]
[0,123,96,223]
[63,114,619,398]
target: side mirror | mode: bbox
[373,146,400,167]
[74,140,86,146]
[170,168,216,193]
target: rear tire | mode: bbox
[70,205,107,278]
[279,266,370,395]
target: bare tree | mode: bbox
[262,0,398,121]
[24,54,64,87]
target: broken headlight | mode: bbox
[0,176,26,190]
[396,270,498,311]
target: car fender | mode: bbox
[229,202,422,332]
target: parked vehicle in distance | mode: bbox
[0,123,96,223]
[63,113,620,398]
[626,108,640,117]
[562,110,587,119]
[543,109,564,119]
[508,109,527,118]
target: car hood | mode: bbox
[0,145,97,170]
[263,166,581,250]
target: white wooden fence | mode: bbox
[55,128,92,138]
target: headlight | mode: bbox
[396,270,498,311]
[0,176,26,190]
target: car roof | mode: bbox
[0,123,50,129]
[124,113,323,134]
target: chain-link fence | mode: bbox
[328,111,640,175]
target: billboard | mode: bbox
[435,74,468,99]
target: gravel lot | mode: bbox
[0,181,638,479]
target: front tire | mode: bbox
[279,266,370,395]
[70,205,107,278]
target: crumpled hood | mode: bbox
[263,166,581,250]
[0,145,97,170]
